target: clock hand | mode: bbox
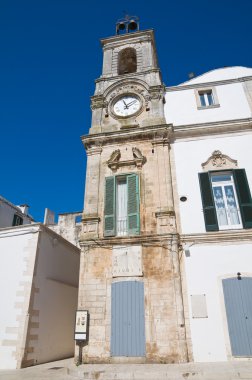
[123,100,129,109]
[126,99,137,107]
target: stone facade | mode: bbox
[77,30,189,363]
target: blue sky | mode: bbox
[1,0,251,222]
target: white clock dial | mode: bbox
[113,95,141,117]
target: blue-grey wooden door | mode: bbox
[111,281,146,356]
[222,277,252,356]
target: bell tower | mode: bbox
[78,19,188,365]
[90,18,166,133]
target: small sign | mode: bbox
[75,310,88,341]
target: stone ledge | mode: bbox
[79,233,179,247]
[180,229,252,244]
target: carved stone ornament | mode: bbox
[107,147,146,171]
[201,150,238,171]
[149,85,165,100]
[91,95,106,110]
[107,149,121,165]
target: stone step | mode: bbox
[68,362,252,380]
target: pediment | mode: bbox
[201,150,238,171]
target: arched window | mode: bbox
[118,48,137,75]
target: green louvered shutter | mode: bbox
[127,174,140,235]
[233,169,252,229]
[199,172,219,231]
[104,176,116,236]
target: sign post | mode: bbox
[74,310,89,365]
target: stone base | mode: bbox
[68,361,252,380]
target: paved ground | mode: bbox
[1,358,252,380]
[0,358,74,380]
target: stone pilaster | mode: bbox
[152,136,176,234]
[82,146,102,238]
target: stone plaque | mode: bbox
[112,245,142,277]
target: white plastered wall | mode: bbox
[165,82,251,126]
[27,228,80,365]
[0,224,80,369]
[0,226,39,369]
[0,201,32,228]
[173,134,252,234]
[184,243,252,362]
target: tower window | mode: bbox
[118,48,137,75]
[104,174,140,237]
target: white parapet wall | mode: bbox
[0,224,80,369]
[0,225,39,369]
[165,67,252,127]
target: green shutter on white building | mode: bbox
[233,169,252,229]
[198,172,219,231]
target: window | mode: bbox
[211,173,242,229]
[199,90,214,107]
[104,174,140,237]
[199,169,252,231]
[195,87,220,109]
[118,48,137,75]
[12,214,23,226]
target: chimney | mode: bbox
[18,204,29,215]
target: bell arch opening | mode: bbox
[118,48,137,75]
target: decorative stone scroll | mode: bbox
[107,147,146,171]
[201,150,238,171]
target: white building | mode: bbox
[165,66,252,361]
[0,221,80,369]
[0,195,34,228]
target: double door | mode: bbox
[223,277,252,356]
[111,281,145,356]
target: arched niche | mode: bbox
[118,47,137,75]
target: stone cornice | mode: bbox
[82,118,252,148]
[173,118,252,140]
[166,76,252,92]
[79,233,179,248]
[95,68,161,84]
[81,124,173,149]
[180,229,252,245]
[100,29,155,48]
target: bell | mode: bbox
[118,22,126,30]
[128,20,137,31]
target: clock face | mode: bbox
[113,95,141,117]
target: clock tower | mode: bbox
[78,18,189,364]
[90,26,166,133]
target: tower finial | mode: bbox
[116,15,139,35]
